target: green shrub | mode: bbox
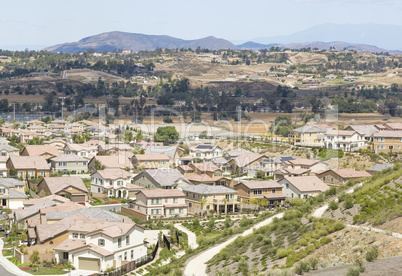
[346,266,361,276]
[343,197,354,209]
[277,248,290,259]
[329,200,339,210]
[365,246,379,262]
[309,257,319,270]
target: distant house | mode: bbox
[50,155,88,174]
[132,168,190,189]
[7,156,50,179]
[145,145,181,166]
[227,152,267,174]
[372,131,402,154]
[131,154,170,171]
[292,125,332,147]
[234,180,285,207]
[366,163,394,175]
[0,145,19,158]
[0,178,28,209]
[316,169,371,186]
[129,189,187,220]
[189,144,222,160]
[247,156,295,178]
[274,158,328,180]
[344,125,379,142]
[37,176,89,203]
[63,144,98,159]
[278,176,329,199]
[44,139,68,151]
[181,184,239,215]
[184,162,229,186]
[91,169,142,198]
[324,130,366,152]
[88,155,133,173]
[21,145,60,161]
[98,143,133,156]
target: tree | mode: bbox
[94,160,106,171]
[30,250,40,271]
[391,83,399,92]
[154,126,179,145]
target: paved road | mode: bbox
[174,224,198,249]
[184,212,284,276]
[0,263,17,276]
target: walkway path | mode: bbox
[184,212,284,276]
[174,224,198,249]
[346,225,402,239]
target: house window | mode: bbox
[131,250,134,259]
[323,176,325,181]
[186,192,189,196]
[126,235,130,245]
[80,234,85,239]
[272,189,276,194]
[253,190,262,195]
[63,252,69,259]
[331,177,334,183]
[179,208,183,213]
[389,146,394,149]
[72,233,78,238]
[165,198,168,203]
[376,138,385,142]
[0,189,5,194]
[189,203,192,208]
[98,239,105,246]
[151,199,161,204]
[124,252,127,261]
[118,237,122,247]
[169,209,174,215]
[151,209,161,215]
[117,181,123,186]
[40,171,46,177]
[286,183,289,188]
[247,190,250,195]
[173,198,178,203]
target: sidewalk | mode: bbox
[174,224,198,249]
[0,238,96,276]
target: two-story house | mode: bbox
[6,156,50,179]
[181,184,239,215]
[145,145,181,166]
[129,189,187,220]
[131,154,170,171]
[316,169,371,186]
[63,144,98,159]
[189,144,222,161]
[98,143,133,156]
[91,169,142,198]
[88,155,134,173]
[234,180,285,207]
[247,156,295,178]
[132,168,190,189]
[324,129,366,152]
[50,154,88,174]
[372,131,402,154]
[278,176,329,199]
[227,152,267,175]
[292,124,332,147]
[54,220,148,271]
[0,178,27,209]
[21,145,60,161]
[37,176,89,203]
[275,158,329,180]
[184,162,229,186]
[0,144,19,158]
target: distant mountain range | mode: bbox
[43,24,402,53]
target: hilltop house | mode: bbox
[234,180,285,207]
[132,168,190,189]
[324,130,366,152]
[189,144,222,161]
[0,178,27,209]
[63,144,98,159]
[292,125,332,147]
[37,176,89,203]
[6,156,50,179]
[316,169,371,186]
[278,176,329,199]
[145,145,181,166]
[131,154,170,171]
[372,131,402,154]
[50,155,88,174]
[91,169,142,198]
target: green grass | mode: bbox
[25,269,68,275]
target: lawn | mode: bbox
[24,269,68,275]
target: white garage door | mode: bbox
[78,257,100,271]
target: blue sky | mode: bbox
[1,0,401,49]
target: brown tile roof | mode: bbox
[91,155,133,169]
[133,154,170,161]
[140,188,185,198]
[187,174,221,183]
[9,156,50,170]
[23,195,71,206]
[94,169,132,180]
[237,180,282,189]
[285,158,320,166]
[326,129,361,136]
[41,176,89,194]
[283,168,311,175]
[178,165,194,171]
[327,169,371,179]
[282,176,329,193]
[384,123,402,130]
[68,220,138,238]
[190,162,221,172]
[39,201,85,215]
[373,131,402,138]
[54,239,113,257]
[51,154,88,162]
[233,152,265,167]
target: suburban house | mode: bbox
[227,152,267,174]
[181,184,240,215]
[0,178,28,209]
[247,156,295,178]
[50,154,88,174]
[21,145,60,161]
[131,154,170,171]
[133,140,163,149]
[316,169,371,186]
[366,163,394,175]
[383,122,402,131]
[129,189,187,220]
[184,162,229,186]
[223,148,254,160]
[324,129,366,152]
[0,156,8,177]
[91,169,142,198]
[344,125,379,142]
[63,144,98,159]
[278,176,329,199]
[0,144,19,158]
[37,176,89,203]
[44,139,68,151]
[145,145,181,166]
[234,180,285,207]
[132,168,190,189]
[88,155,134,172]
[6,156,50,179]
[372,131,402,154]
[54,220,148,271]
[277,158,329,179]
[98,143,133,156]
[292,125,332,147]
[189,144,222,160]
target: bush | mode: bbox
[294,260,310,275]
[329,200,339,210]
[343,197,354,209]
[346,266,361,276]
[365,246,379,262]
[309,257,319,270]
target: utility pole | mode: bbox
[58,97,66,120]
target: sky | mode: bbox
[1,0,401,50]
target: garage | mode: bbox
[71,194,86,203]
[78,257,100,271]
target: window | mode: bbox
[286,183,289,188]
[165,198,168,203]
[0,152,5,156]
[189,202,192,207]
[0,189,5,194]
[80,234,85,239]
[253,190,262,195]
[389,146,394,149]
[151,209,161,215]
[169,209,174,215]
[151,198,161,204]
[247,190,250,195]
[40,171,46,177]
[98,239,105,246]
[124,252,127,260]
[131,250,134,259]
[192,194,195,198]
[72,233,78,238]
[63,252,69,259]
[179,208,183,213]
[126,235,130,245]
[331,177,334,183]
[117,181,123,186]
[118,237,122,247]
[272,189,276,194]
[376,138,385,142]
[204,195,208,199]
[173,198,178,203]
[323,176,325,181]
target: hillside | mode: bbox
[43,32,237,53]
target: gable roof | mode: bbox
[237,180,282,189]
[143,168,190,187]
[145,145,178,159]
[51,154,88,162]
[133,154,170,161]
[94,169,132,180]
[54,239,113,257]
[345,125,379,137]
[181,184,237,195]
[15,199,57,221]
[326,129,361,136]
[280,176,329,193]
[23,195,71,206]
[23,145,60,157]
[190,162,222,172]
[40,176,89,194]
[0,145,19,152]
[324,169,371,179]
[90,155,133,170]
[233,152,265,167]
[140,188,185,198]
[0,178,24,188]
[373,130,402,138]
[285,158,322,166]
[293,125,330,133]
[8,156,50,170]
